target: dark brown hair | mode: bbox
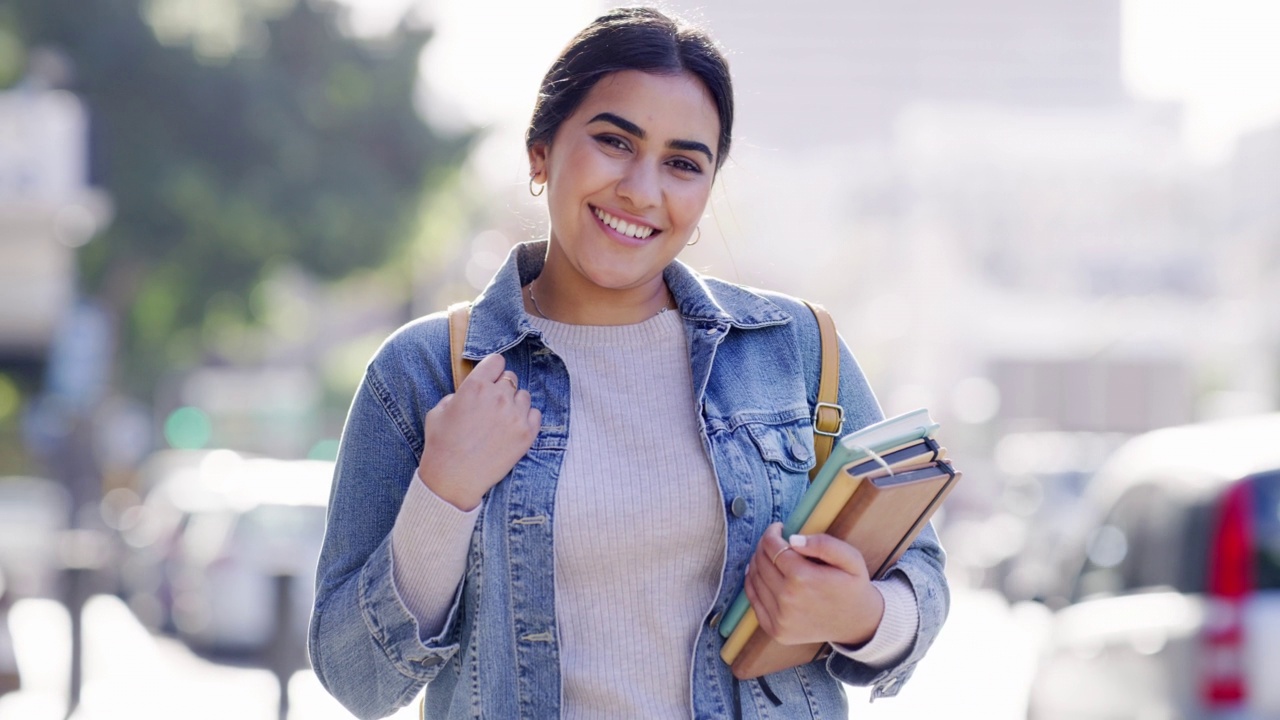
[526,6,734,170]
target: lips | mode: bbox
[593,206,658,240]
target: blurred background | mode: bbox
[0,0,1278,718]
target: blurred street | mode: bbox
[2,1,1279,719]
[0,592,418,720]
[0,575,1045,720]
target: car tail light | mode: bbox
[1202,480,1254,708]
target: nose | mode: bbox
[615,160,661,210]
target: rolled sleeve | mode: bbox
[830,573,917,667]
[390,472,481,640]
[824,523,949,700]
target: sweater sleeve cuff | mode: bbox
[830,573,918,668]
[390,471,481,640]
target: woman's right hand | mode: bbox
[417,353,542,511]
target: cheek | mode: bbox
[670,183,713,226]
[547,154,611,217]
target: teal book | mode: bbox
[718,408,939,639]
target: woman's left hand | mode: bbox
[744,522,885,647]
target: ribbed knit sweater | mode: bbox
[389,309,917,717]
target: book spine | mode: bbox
[719,606,757,664]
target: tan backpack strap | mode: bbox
[447,301,475,391]
[803,300,843,482]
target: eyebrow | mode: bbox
[587,112,715,164]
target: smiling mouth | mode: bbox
[593,206,658,240]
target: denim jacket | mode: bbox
[309,241,949,719]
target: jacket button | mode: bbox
[730,496,748,517]
[708,611,723,629]
[422,656,443,668]
[789,439,811,461]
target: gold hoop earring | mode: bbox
[687,226,701,246]
[529,176,545,197]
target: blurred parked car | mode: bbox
[1027,413,1280,720]
[990,431,1129,603]
[167,458,332,657]
[0,476,69,600]
[119,450,244,632]
[0,567,20,696]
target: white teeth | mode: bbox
[595,208,654,239]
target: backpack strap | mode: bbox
[447,301,475,391]
[802,300,843,482]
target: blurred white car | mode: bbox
[166,457,332,656]
[0,476,69,600]
[1027,413,1280,720]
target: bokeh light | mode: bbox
[163,406,212,449]
[307,438,340,461]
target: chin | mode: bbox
[584,268,652,291]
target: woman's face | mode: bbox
[530,70,720,297]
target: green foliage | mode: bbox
[0,9,24,87]
[8,0,471,394]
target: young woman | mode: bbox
[309,7,948,719]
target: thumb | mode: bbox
[787,533,870,579]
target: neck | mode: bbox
[525,273,674,326]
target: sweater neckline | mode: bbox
[527,307,684,348]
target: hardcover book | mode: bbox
[717,409,960,680]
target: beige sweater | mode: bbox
[390,310,916,717]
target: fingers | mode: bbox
[759,523,796,573]
[745,559,782,637]
[786,533,870,579]
[499,370,519,392]
[756,523,867,579]
[746,524,787,636]
[466,352,506,385]
[462,355,527,402]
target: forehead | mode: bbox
[574,70,719,143]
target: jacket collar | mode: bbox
[462,240,792,359]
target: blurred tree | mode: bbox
[5,0,471,396]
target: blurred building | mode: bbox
[694,0,1124,150]
[1223,121,1280,415]
[0,88,111,377]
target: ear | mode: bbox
[528,142,549,184]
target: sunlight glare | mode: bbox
[1123,0,1280,162]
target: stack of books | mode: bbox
[719,408,961,679]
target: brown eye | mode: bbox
[595,135,630,152]
[669,158,702,174]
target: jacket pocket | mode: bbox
[741,417,817,523]
[743,417,816,475]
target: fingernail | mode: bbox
[790,534,808,548]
